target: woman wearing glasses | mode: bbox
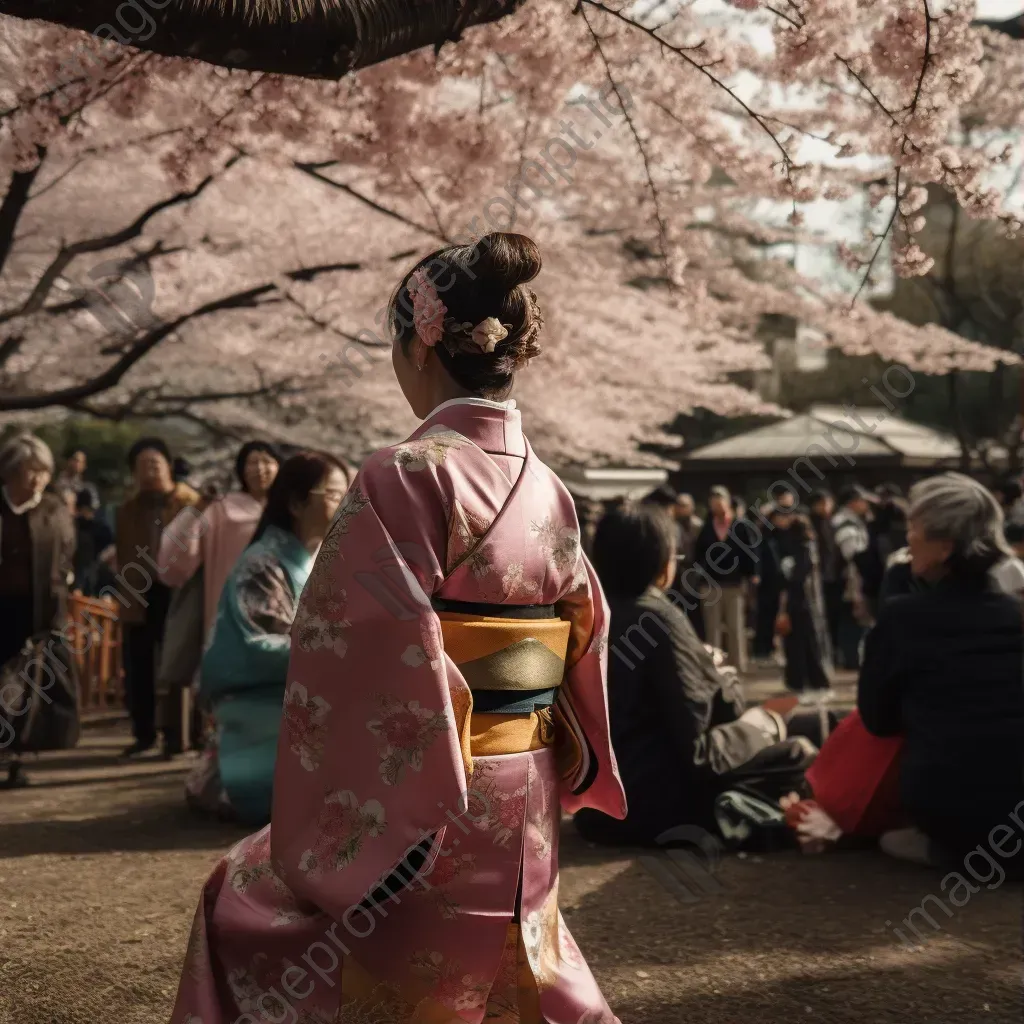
[195,450,350,825]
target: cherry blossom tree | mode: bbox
[1,2,1021,467]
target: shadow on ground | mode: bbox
[0,723,1019,1024]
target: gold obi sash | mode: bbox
[433,600,570,761]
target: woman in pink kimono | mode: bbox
[159,441,281,639]
[172,232,626,1024]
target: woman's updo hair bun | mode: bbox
[389,231,545,399]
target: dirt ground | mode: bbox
[1,712,1020,1024]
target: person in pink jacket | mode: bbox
[158,441,281,639]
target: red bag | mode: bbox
[805,709,905,837]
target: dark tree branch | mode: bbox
[0,156,240,328]
[294,162,442,239]
[0,258,375,412]
[0,146,47,278]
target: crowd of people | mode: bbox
[0,430,351,816]
[1,229,1022,1022]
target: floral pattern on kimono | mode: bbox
[299,790,387,877]
[293,573,350,658]
[282,681,332,772]
[527,759,555,862]
[467,764,528,850]
[481,928,521,1021]
[446,498,494,579]
[226,828,306,925]
[531,518,580,574]
[319,486,370,564]
[408,951,490,1014]
[522,882,561,991]
[385,425,473,472]
[367,695,449,786]
[237,554,295,643]
[419,850,477,919]
[502,561,541,600]
[183,903,209,983]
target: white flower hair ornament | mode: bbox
[443,316,513,356]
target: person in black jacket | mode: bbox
[575,503,817,846]
[769,506,833,699]
[692,485,756,672]
[858,473,1024,873]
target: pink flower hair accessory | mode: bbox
[407,268,447,348]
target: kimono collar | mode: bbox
[416,396,525,458]
[261,524,316,578]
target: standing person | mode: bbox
[196,451,348,825]
[693,485,754,671]
[0,434,77,787]
[73,490,116,597]
[751,499,782,661]
[808,490,842,660]
[115,438,199,758]
[672,492,703,569]
[859,473,1024,874]
[770,505,833,701]
[831,484,874,669]
[158,441,282,643]
[54,447,100,511]
[172,232,625,1024]
[671,491,707,640]
[992,476,1024,526]
[159,441,284,758]
[860,483,908,618]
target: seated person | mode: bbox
[194,451,347,826]
[859,473,1024,872]
[575,502,817,847]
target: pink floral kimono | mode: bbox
[172,398,627,1024]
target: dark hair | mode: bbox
[642,484,677,508]
[592,502,676,598]
[235,440,281,491]
[995,477,1023,504]
[1005,522,1024,545]
[250,451,350,544]
[389,232,544,398]
[75,488,96,510]
[127,436,171,469]
[808,489,833,506]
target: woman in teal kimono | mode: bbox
[198,450,350,825]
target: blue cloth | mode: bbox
[200,525,314,825]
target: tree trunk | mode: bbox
[0,146,45,278]
[947,370,971,471]
[0,0,528,79]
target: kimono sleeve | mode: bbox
[158,504,209,588]
[555,550,627,819]
[270,468,470,926]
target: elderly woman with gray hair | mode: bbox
[858,473,1024,874]
[0,433,77,787]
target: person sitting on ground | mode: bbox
[858,472,1024,874]
[573,502,818,848]
[193,450,348,826]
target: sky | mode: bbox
[976,0,1024,17]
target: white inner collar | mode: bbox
[430,396,517,416]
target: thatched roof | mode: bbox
[1,0,528,78]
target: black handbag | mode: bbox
[0,633,80,755]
